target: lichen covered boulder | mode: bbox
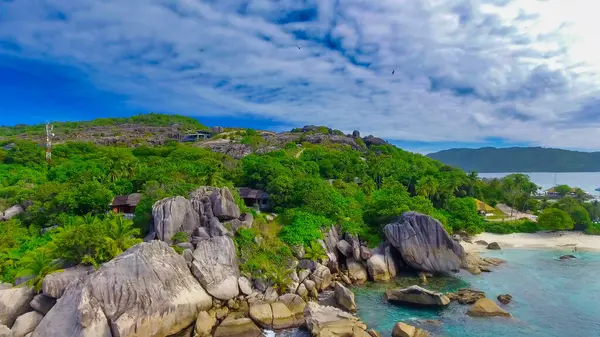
[384,212,465,273]
[32,241,212,337]
[191,236,240,300]
[152,196,200,244]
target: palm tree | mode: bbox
[15,247,62,292]
[104,214,142,254]
[416,176,439,200]
[304,241,328,263]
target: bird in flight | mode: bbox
[297,45,301,49]
[392,70,395,74]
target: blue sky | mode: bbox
[1,0,599,154]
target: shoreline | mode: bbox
[462,231,600,253]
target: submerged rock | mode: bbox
[466,298,511,318]
[497,294,513,304]
[191,236,240,300]
[384,212,465,273]
[559,255,577,260]
[446,288,485,305]
[385,285,450,307]
[32,241,212,337]
[392,322,430,337]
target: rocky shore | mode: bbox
[0,187,507,337]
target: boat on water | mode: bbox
[596,187,600,192]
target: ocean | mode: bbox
[352,249,600,337]
[479,172,600,197]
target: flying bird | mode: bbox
[297,45,301,49]
[392,70,395,74]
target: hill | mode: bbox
[427,147,600,172]
[0,113,208,146]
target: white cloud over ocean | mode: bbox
[1,0,600,150]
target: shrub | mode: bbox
[172,231,190,244]
[279,209,329,246]
[538,208,574,231]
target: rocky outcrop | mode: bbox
[42,265,94,299]
[311,264,332,291]
[346,259,368,284]
[11,311,43,337]
[487,242,501,250]
[384,212,465,274]
[392,322,430,337]
[0,287,35,328]
[559,255,576,260]
[1,205,24,221]
[463,254,506,274]
[367,251,392,282]
[194,311,216,337]
[209,187,241,221]
[446,289,485,305]
[238,277,253,296]
[334,282,356,312]
[191,236,240,300]
[385,286,450,307]
[213,312,262,337]
[249,301,301,330]
[29,295,55,315]
[32,241,212,337]
[337,240,353,258]
[497,294,513,304]
[152,196,200,243]
[323,227,341,272]
[304,302,369,337]
[466,298,511,318]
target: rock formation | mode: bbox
[487,242,501,250]
[191,236,240,300]
[304,302,370,337]
[152,196,200,243]
[42,265,94,299]
[392,322,430,337]
[0,287,35,328]
[11,311,43,337]
[446,288,485,304]
[334,282,357,312]
[213,312,262,337]
[32,241,212,337]
[384,212,465,273]
[497,294,513,304]
[385,285,450,307]
[466,298,511,318]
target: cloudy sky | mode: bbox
[1,0,599,153]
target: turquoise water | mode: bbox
[354,249,600,337]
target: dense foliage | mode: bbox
[428,147,600,173]
[2,113,597,286]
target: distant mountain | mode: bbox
[427,147,600,173]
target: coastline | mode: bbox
[463,231,600,253]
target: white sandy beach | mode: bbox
[462,231,600,253]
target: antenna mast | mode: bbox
[45,121,54,164]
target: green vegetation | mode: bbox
[4,113,599,287]
[538,208,574,231]
[427,146,600,172]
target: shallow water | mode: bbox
[353,249,600,337]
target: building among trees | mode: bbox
[110,193,142,218]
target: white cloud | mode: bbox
[1,0,600,149]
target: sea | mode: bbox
[271,249,600,337]
[479,172,600,198]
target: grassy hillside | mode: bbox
[427,147,600,172]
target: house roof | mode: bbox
[475,199,495,212]
[111,193,142,207]
[238,187,269,200]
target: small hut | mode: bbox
[238,187,270,211]
[110,193,142,215]
[475,199,495,216]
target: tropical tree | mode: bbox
[104,213,142,254]
[416,176,439,200]
[15,247,62,292]
[304,241,328,263]
[537,208,574,231]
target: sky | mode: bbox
[1,0,600,154]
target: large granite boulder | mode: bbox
[11,311,43,337]
[249,302,300,330]
[311,264,332,291]
[336,240,353,258]
[0,324,10,337]
[42,265,95,299]
[346,259,368,284]
[323,227,341,271]
[191,236,240,300]
[29,295,56,315]
[384,212,465,273]
[385,285,450,307]
[466,298,511,317]
[238,277,253,296]
[152,196,200,244]
[366,246,397,282]
[32,241,212,337]
[334,282,356,312]
[1,205,24,221]
[304,302,369,337]
[209,187,241,221]
[195,311,216,337]
[213,312,262,337]
[0,287,35,328]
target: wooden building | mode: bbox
[238,187,270,211]
[110,193,142,215]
